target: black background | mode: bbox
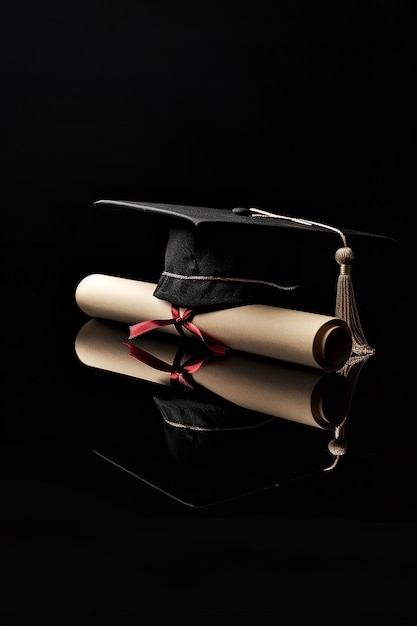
[1,1,415,622]
[1,0,415,243]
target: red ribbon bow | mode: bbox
[128,305,228,355]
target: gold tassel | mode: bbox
[249,207,375,358]
[335,247,375,357]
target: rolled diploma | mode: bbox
[75,273,352,371]
[75,318,350,428]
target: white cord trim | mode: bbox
[161,271,299,292]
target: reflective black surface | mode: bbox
[1,239,413,620]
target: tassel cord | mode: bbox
[249,207,374,356]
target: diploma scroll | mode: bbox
[74,318,351,429]
[75,273,352,371]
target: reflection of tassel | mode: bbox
[325,423,348,471]
[325,352,373,470]
[335,247,375,356]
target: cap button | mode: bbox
[232,207,251,216]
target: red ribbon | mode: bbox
[124,342,224,389]
[128,305,228,355]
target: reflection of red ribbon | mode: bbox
[124,342,224,389]
[128,305,228,355]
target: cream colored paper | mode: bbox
[75,273,352,371]
[75,318,350,428]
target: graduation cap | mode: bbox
[94,199,397,357]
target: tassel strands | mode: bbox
[335,247,375,357]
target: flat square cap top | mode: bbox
[94,199,391,242]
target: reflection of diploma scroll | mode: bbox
[74,318,351,429]
[75,273,352,371]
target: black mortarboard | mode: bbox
[94,199,397,356]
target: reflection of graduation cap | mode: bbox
[92,382,338,508]
[153,390,278,466]
[94,199,397,355]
